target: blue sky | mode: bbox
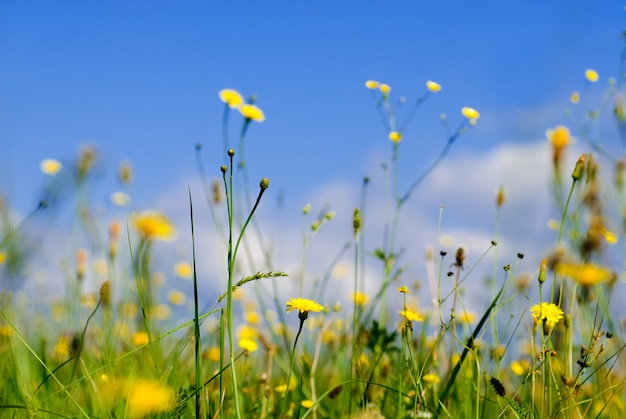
[1,2,625,314]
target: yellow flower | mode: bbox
[426,80,442,93]
[244,311,262,325]
[510,360,528,376]
[167,290,186,306]
[388,131,402,143]
[351,292,368,306]
[218,88,244,108]
[603,229,618,244]
[365,80,380,89]
[237,324,259,340]
[0,324,12,337]
[546,125,570,149]
[570,91,580,104]
[174,261,192,279]
[132,331,149,346]
[0,252,6,265]
[205,346,221,362]
[461,107,480,121]
[399,308,423,323]
[396,286,411,294]
[126,379,176,418]
[530,302,563,329]
[285,297,324,314]
[40,158,62,175]
[379,83,391,94]
[585,69,599,83]
[238,338,258,353]
[556,262,614,286]
[422,373,440,384]
[457,310,476,324]
[301,399,314,408]
[154,304,171,320]
[132,211,177,241]
[239,103,265,122]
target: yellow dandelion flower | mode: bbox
[285,297,324,314]
[352,292,368,306]
[132,331,149,346]
[0,252,6,265]
[154,304,172,320]
[556,262,614,286]
[80,293,97,309]
[399,308,423,323]
[546,125,570,149]
[422,373,440,384]
[0,325,13,337]
[570,91,580,104]
[365,80,380,89]
[457,310,476,324]
[40,158,62,175]
[167,290,186,306]
[238,338,258,353]
[174,261,193,279]
[301,400,314,409]
[388,131,402,143]
[239,103,265,122]
[218,88,244,108]
[396,286,411,294]
[237,324,259,340]
[426,80,442,93]
[379,83,391,94]
[244,311,262,325]
[461,107,480,120]
[585,69,599,83]
[132,211,177,241]
[205,347,221,362]
[603,229,618,244]
[530,302,563,329]
[510,360,528,376]
[126,379,176,418]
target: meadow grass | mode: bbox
[1,65,626,419]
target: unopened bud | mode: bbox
[220,165,227,174]
[100,281,111,306]
[496,186,505,207]
[572,154,587,181]
[538,259,547,284]
[353,208,362,236]
[227,149,235,157]
[302,203,311,215]
[260,178,269,190]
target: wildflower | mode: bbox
[218,88,244,108]
[365,80,380,89]
[132,211,177,241]
[351,292,368,306]
[399,308,424,323]
[422,373,440,384]
[237,324,259,340]
[379,83,391,95]
[546,125,570,149]
[126,378,176,418]
[167,290,186,306]
[204,346,221,362]
[461,107,480,121]
[603,229,618,244]
[510,360,528,376]
[301,400,314,409]
[570,91,580,104]
[556,262,614,286]
[388,131,402,143]
[0,252,5,265]
[154,304,171,320]
[132,331,149,346]
[239,103,265,122]
[396,286,411,294]
[118,161,133,184]
[457,310,476,324]
[40,158,62,175]
[585,69,599,83]
[244,311,262,325]
[286,298,323,315]
[426,80,442,93]
[238,338,258,353]
[530,302,563,330]
[0,325,13,337]
[174,261,192,279]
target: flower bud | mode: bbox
[260,178,270,190]
[572,154,587,181]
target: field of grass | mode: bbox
[1,54,626,418]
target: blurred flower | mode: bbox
[205,346,221,362]
[379,83,391,95]
[132,331,149,346]
[365,80,380,89]
[167,290,186,306]
[40,159,62,176]
[422,373,440,384]
[556,262,614,286]
[457,310,476,324]
[388,131,402,143]
[426,80,442,93]
[570,91,580,104]
[510,360,528,376]
[154,304,171,320]
[301,400,314,408]
[237,324,259,340]
[351,292,368,306]
[126,379,176,418]
[530,302,563,329]
[118,161,133,184]
[132,211,177,241]
[585,69,599,83]
[603,229,618,244]
[238,338,258,353]
[219,88,244,108]
[244,311,262,325]
[0,325,12,337]
[285,297,323,314]
[399,308,423,323]
[174,261,193,279]
[239,103,265,122]
[396,286,411,294]
[0,252,6,265]
[546,125,570,149]
[461,107,480,121]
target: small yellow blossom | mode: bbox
[426,80,442,93]
[237,324,259,340]
[285,297,324,314]
[205,346,221,362]
[585,69,599,83]
[0,252,5,265]
[40,158,62,176]
[167,290,186,306]
[120,303,138,319]
[244,311,262,325]
[546,125,570,149]
[556,262,614,286]
[301,400,314,408]
[570,91,580,104]
[461,107,480,121]
[352,292,368,306]
[422,373,440,384]
[365,80,380,89]
[396,286,411,294]
[530,302,563,329]
[379,83,391,94]
[399,308,423,323]
[603,229,618,244]
[126,379,176,418]
[388,131,402,143]
[174,261,193,279]
[154,304,172,320]
[0,325,13,337]
[132,331,149,346]
[457,310,476,324]
[238,338,258,353]
[218,89,244,108]
[510,360,528,376]
[239,103,265,122]
[132,211,177,241]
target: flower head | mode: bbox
[396,286,411,294]
[365,80,380,89]
[219,89,244,108]
[556,262,614,286]
[530,302,563,329]
[461,107,480,121]
[426,80,442,93]
[132,211,177,241]
[379,83,391,95]
[238,338,258,353]
[585,69,599,83]
[546,125,570,149]
[399,308,423,323]
[239,103,265,122]
[126,379,176,418]
[286,298,323,314]
[41,158,62,176]
[351,292,368,306]
[174,261,193,279]
[388,131,402,143]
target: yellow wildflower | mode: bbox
[237,324,259,340]
[244,311,262,325]
[603,229,618,244]
[154,304,171,320]
[457,310,476,324]
[396,286,411,294]
[126,378,176,418]
[352,292,368,306]
[556,262,614,286]
[422,373,440,384]
[204,346,221,362]
[388,131,402,143]
[379,83,391,94]
[0,324,12,337]
[239,103,265,122]
[530,302,563,329]
[0,252,6,265]
[238,338,258,353]
[132,331,149,346]
[174,261,193,279]
[585,69,599,83]
[461,107,480,121]
[40,158,62,176]
[399,308,423,323]
[365,80,380,89]
[546,125,570,149]
[301,399,314,408]
[218,88,244,108]
[426,80,442,93]
[570,91,580,104]
[132,211,177,241]
[167,290,186,306]
[285,298,324,314]
[510,360,528,376]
